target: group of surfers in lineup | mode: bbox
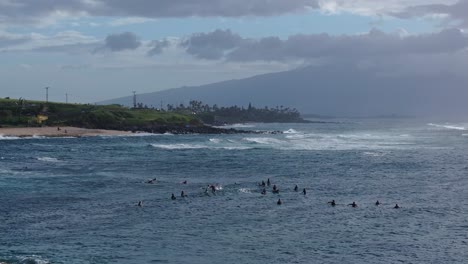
[138,177,400,209]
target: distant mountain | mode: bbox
[99,64,468,118]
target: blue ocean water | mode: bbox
[1,119,468,263]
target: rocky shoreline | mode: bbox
[128,125,281,135]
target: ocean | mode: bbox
[1,119,467,263]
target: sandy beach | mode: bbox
[0,126,133,137]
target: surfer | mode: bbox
[375,200,380,206]
[181,191,187,197]
[261,181,266,187]
[171,193,176,200]
[394,204,400,209]
[267,178,271,186]
[294,185,298,192]
[272,185,279,193]
[137,200,143,207]
[261,188,266,195]
[210,185,216,193]
[277,199,282,205]
[302,188,306,195]
[182,180,187,184]
[328,200,336,206]
[348,201,358,208]
[146,178,156,184]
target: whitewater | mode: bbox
[1,119,468,263]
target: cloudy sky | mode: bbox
[0,0,467,103]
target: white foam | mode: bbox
[238,188,252,193]
[428,123,466,130]
[216,123,255,128]
[283,128,300,134]
[243,137,284,145]
[150,143,252,150]
[37,157,60,162]
[209,138,222,144]
[0,135,21,140]
[151,143,206,150]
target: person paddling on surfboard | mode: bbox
[328,200,336,206]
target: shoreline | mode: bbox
[0,126,133,138]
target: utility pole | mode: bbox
[132,91,137,108]
[45,87,49,103]
[65,93,68,104]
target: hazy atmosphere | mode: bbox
[3,2,468,264]
[1,0,468,116]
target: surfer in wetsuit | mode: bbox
[272,184,279,193]
[146,178,156,184]
[137,200,143,207]
[181,191,187,197]
[375,200,380,206]
[302,188,306,195]
[182,180,187,184]
[261,188,266,195]
[348,201,358,208]
[294,185,298,192]
[261,181,266,187]
[328,200,336,206]
[210,185,216,193]
[267,178,271,186]
[277,199,282,205]
[394,204,400,209]
[171,193,176,200]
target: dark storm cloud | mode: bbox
[99,32,141,52]
[395,0,468,28]
[180,29,244,59]
[147,39,170,56]
[0,0,319,26]
[180,28,468,62]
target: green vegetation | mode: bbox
[168,100,308,125]
[0,97,201,130]
[0,97,308,133]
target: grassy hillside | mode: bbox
[0,98,202,130]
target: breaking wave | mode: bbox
[150,143,252,150]
[428,123,466,131]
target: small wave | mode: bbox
[216,123,255,129]
[0,135,21,140]
[283,128,299,134]
[238,188,252,194]
[37,157,60,162]
[150,144,252,150]
[1,255,50,264]
[151,143,206,150]
[428,123,466,131]
[243,137,283,145]
[362,151,385,157]
[209,138,222,144]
